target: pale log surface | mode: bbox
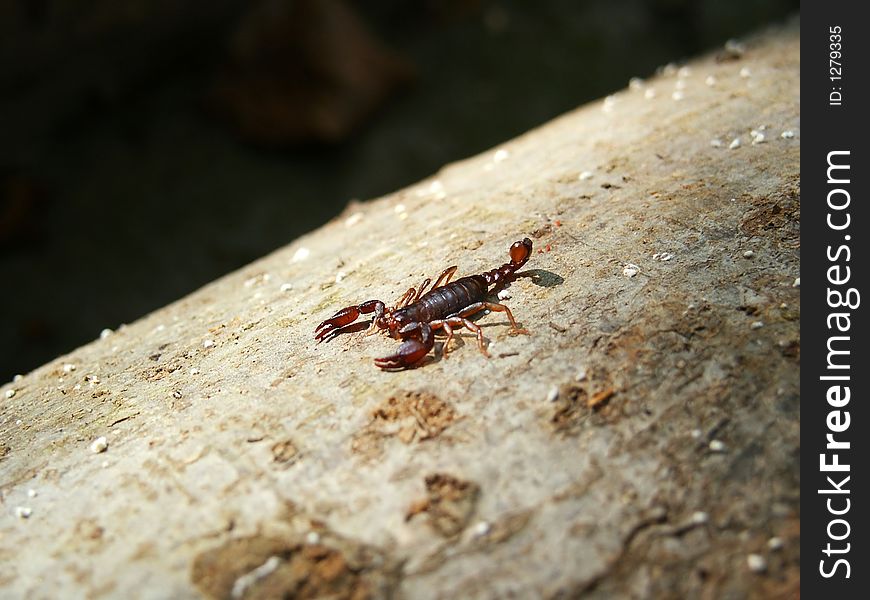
[2,20,799,599]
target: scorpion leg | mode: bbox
[398,266,457,310]
[482,302,529,335]
[459,318,490,357]
[428,315,489,358]
[430,316,466,358]
[413,266,458,303]
[395,287,416,309]
[430,266,458,290]
[315,299,384,342]
[453,301,529,336]
[373,322,434,370]
[411,278,431,303]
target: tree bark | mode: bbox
[1,19,799,599]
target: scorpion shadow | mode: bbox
[317,320,369,344]
[516,268,564,288]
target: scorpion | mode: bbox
[314,237,533,370]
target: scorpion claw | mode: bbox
[314,326,337,343]
[314,300,385,343]
[315,307,359,342]
[373,338,432,370]
[314,321,345,343]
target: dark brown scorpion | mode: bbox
[314,238,533,369]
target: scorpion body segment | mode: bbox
[394,275,488,325]
[315,238,533,370]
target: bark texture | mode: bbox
[1,20,799,599]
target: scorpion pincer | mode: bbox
[314,237,533,370]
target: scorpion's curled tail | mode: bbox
[482,238,533,289]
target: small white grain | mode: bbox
[100,328,113,339]
[5,389,15,399]
[710,138,723,148]
[623,263,639,278]
[691,511,709,524]
[280,283,293,293]
[781,130,795,139]
[578,171,594,181]
[63,363,77,373]
[203,339,215,349]
[747,554,767,573]
[767,536,784,551]
[724,39,745,56]
[629,77,644,90]
[344,212,363,228]
[729,138,741,150]
[27,489,38,498]
[426,180,446,200]
[751,321,764,330]
[472,521,491,537]
[497,289,512,300]
[305,531,321,545]
[709,439,726,452]
[743,250,755,258]
[90,436,108,454]
[292,247,310,263]
[15,506,32,519]
[547,386,559,402]
[644,88,656,99]
[792,277,800,288]
[705,75,717,86]
[739,67,752,78]
[493,149,510,163]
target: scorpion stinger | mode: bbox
[314,237,533,370]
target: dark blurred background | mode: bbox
[1,0,798,382]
